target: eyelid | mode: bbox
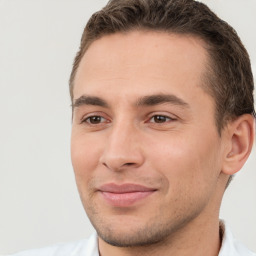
[149,115,172,123]
[80,111,111,124]
[85,116,107,124]
[146,112,178,122]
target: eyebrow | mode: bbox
[72,93,189,109]
[136,94,189,108]
[72,95,109,108]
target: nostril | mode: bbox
[125,163,135,166]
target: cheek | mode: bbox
[71,130,103,179]
[147,132,221,194]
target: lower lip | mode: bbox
[100,191,155,207]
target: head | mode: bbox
[70,0,255,251]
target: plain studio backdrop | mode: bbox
[0,0,255,254]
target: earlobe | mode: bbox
[222,114,255,175]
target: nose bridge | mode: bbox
[100,118,143,171]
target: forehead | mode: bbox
[73,30,210,102]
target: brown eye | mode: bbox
[85,116,106,124]
[151,115,172,123]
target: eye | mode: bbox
[149,115,173,123]
[83,115,107,124]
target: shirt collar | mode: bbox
[218,220,255,256]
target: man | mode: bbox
[10,0,255,255]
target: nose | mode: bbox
[99,122,144,172]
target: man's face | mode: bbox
[71,31,226,246]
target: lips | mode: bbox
[98,183,157,207]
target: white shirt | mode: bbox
[219,223,255,256]
[5,223,256,256]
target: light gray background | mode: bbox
[0,0,255,254]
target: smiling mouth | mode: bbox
[98,183,157,207]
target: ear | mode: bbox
[222,114,255,175]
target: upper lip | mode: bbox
[98,183,157,193]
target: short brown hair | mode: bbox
[69,0,255,132]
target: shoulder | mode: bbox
[6,233,98,256]
[219,221,256,256]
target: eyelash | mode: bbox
[148,115,175,124]
[82,115,109,125]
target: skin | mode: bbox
[71,31,254,256]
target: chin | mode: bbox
[97,225,169,247]
[91,214,182,248]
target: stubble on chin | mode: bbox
[84,200,201,249]
[78,176,208,249]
